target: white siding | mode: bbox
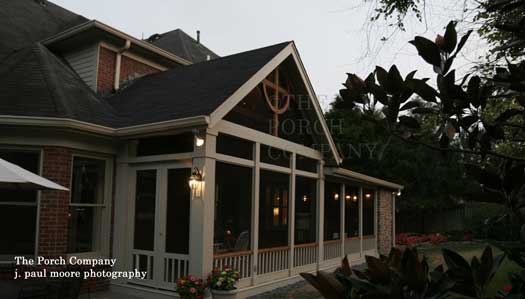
[63,44,99,91]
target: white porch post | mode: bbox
[251,143,260,285]
[288,153,296,275]
[316,160,324,269]
[112,144,131,282]
[340,184,345,257]
[189,132,216,279]
[359,187,363,257]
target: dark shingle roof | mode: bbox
[108,42,290,128]
[0,0,87,60]
[0,43,121,127]
[147,29,220,63]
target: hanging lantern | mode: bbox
[188,167,203,197]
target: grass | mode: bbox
[417,241,521,297]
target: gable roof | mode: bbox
[0,0,87,60]
[0,43,121,127]
[147,29,220,63]
[107,42,290,127]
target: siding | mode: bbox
[63,44,99,91]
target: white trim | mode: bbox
[208,43,342,164]
[325,167,404,190]
[42,20,191,66]
[0,115,210,137]
[259,162,291,174]
[215,120,321,160]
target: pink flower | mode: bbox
[190,287,196,293]
[189,275,197,282]
[503,284,513,292]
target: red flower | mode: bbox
[503,284,513,292]
[190,287,196,293]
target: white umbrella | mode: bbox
[0,158,69,191]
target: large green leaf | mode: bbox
[442,21,457,53]
[406,79,438,103]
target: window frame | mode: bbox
[68,153,113,258]
[0,146,43,263]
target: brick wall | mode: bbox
[39,147,72,257]
[377,190,394,254]
[97,46,160,94]
[97,47,117,95]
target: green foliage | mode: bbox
[301,247,505,298]
[208,266,240,290]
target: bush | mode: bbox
[207,265,240,291]
[176,275,206,298]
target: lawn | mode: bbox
[417,241,521,297]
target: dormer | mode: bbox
[42,20,190,94]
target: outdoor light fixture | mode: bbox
[303,195,308,202]
[352,195,358,202]
[188,167,203,197]
[334,193,339,200]
[365,193,371,199]
[397,189,402,196]
[345,195,351,200]
[195,137,205,147]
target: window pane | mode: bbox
[324,182,341,241]
[134,170,157,251]
[344,185,360,238]
[295,176,317,244]
[67,206,98,253]
[260,145,290,168]
[0,205,36,259]
[136,132,194,156]
[259,170,289,248]
[71,158,106,204]
[363,189,375,236]
[214,162,252,254]
[166,169,191,254]
[216,134,253,160]
[0,149,39,203]
[296,155,317,173]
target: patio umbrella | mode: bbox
[0,158,68,191]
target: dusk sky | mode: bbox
[53,0,487,109]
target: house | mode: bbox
[0,0,402,297]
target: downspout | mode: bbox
[114,40,131,91]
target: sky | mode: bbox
[52,0,487,110]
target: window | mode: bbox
[324,182,341,241]
[259,170,289,248]
[0,149,40,261]
[68,157,109,254]
[295,176,317,244]
[214,162,252,254]
[363,189,376,236]
[135,132,194,156]
[216,134,254,160]
[344,185,360,238]
[296,155,318,173]
[260,145,290,168]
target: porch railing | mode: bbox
[293,243,318,267]
[163,253,190,284]
[131,249,189,284]
[132,249,155,281]
[213,250,253,279]
[257,246,289,275]
[323,239,342,260]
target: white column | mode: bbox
[359,187,363,258]
[288,153,296,275]
[316,160,325,269]
[112,144,131,283]
[340,184,345,257]
[189,132,216,279]
[251,143,260,285]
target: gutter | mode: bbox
[325,167,404,190]
[114,40,131,91]
[41,20,192,66]
[0,115,210,137]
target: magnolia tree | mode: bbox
[338,21,525,223]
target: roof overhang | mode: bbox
[0,115,209,137]
[325,167,404,190]
[41,20,191,67]
[208,42,343,165]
